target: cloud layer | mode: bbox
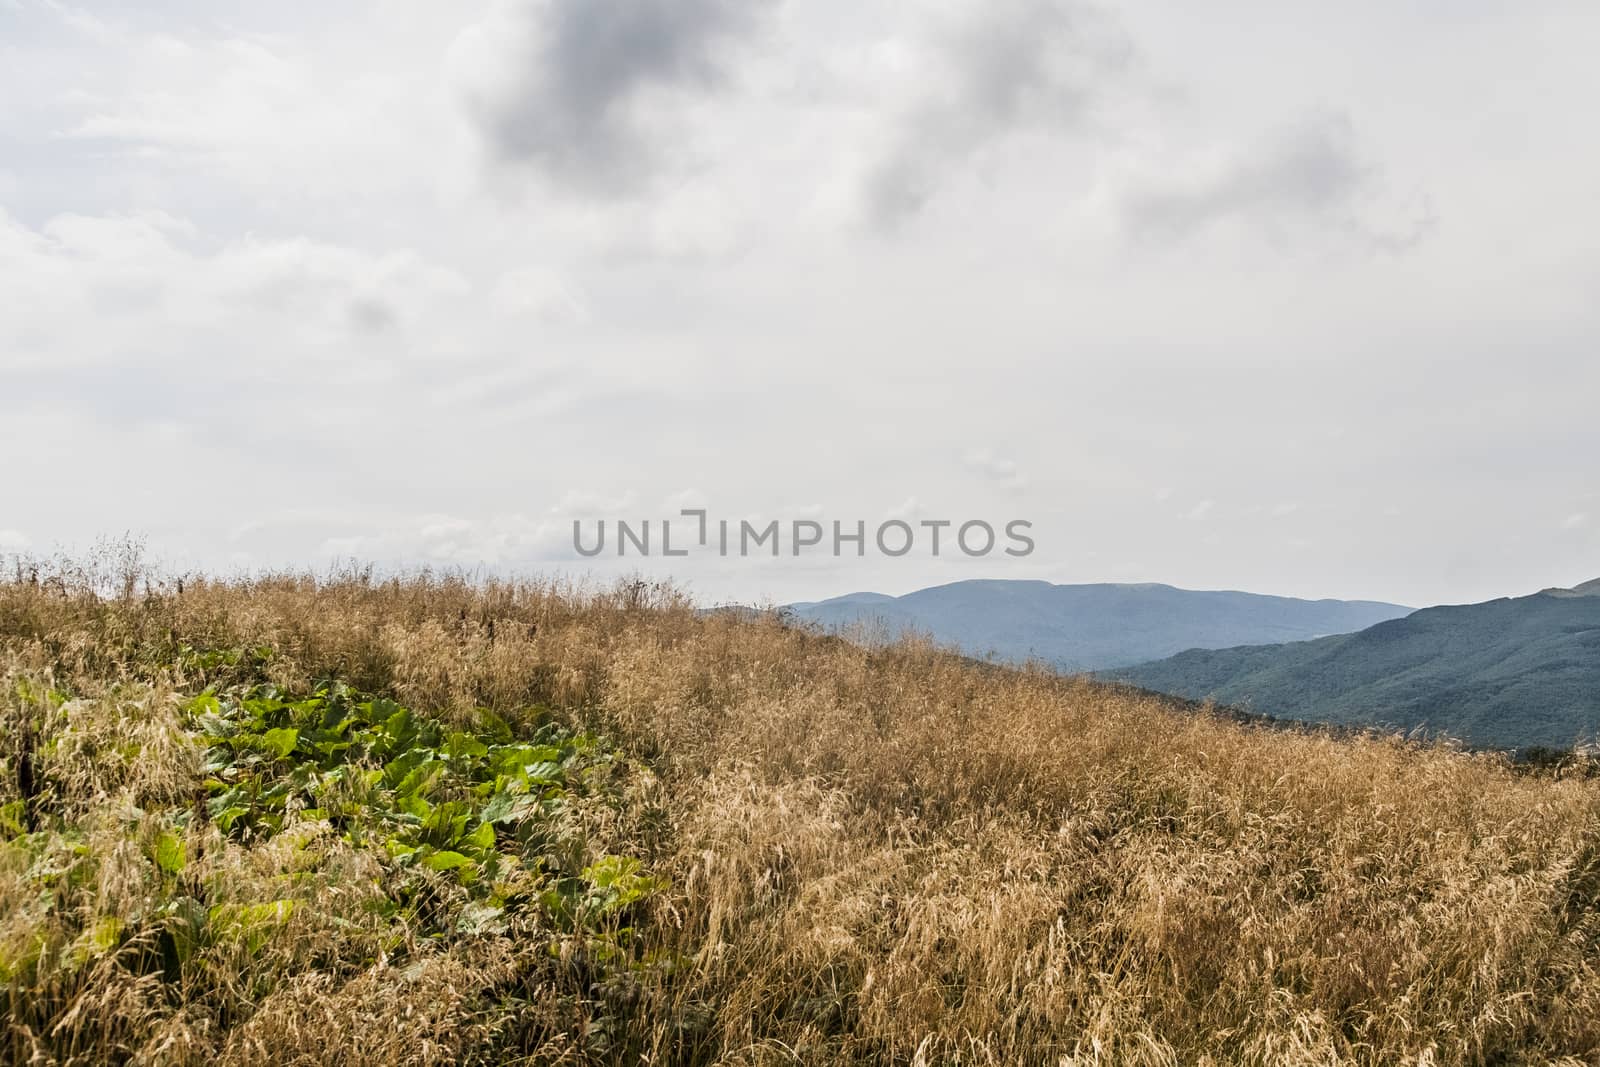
[3,0,1599,608]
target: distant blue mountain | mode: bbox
[1103,579,1600,751]
[785,579,1412,673]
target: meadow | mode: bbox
[3,552,1599,1064]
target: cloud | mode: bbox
[964,449,1029,493]
[453,0,773,194]
[861,0,1129,229]
[887,497,927,521]
[312,494,745,570]
[316,512,573,567]
[1563,513,1588,530]
[491,267,589,324]
[0,529,30,552]
[1120,112,1435,252]
[347,296,399,333]
[48,20,435,207]
[0,208,472,375]
[217,236,470,327]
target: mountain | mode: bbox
[784,579,1413,673]
[785,591,894,612]
[1104,579,1600,750]
[1545,577,1600,598]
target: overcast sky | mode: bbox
[3,0,1597,607]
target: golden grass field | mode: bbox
[3,553,1599,1065]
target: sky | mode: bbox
[2,0,1597,608]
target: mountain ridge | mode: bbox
[784,578,1413,673]
[1104,586,1600,750]
[1544,577,1600,598]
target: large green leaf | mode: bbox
[154,830,187,874]
[421,850,473,873]
[260,727,299,760]
[208,899,295,954]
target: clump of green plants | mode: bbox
[2,660,669,1064]
[192,681,664,939]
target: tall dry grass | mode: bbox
[2,552,1599,1065]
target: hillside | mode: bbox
[1106,580,1600,750]
[4,562,1600,1065]
[1546,577,1600,598]
[787,579,1412,671]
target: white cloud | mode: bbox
[887,497,927,521]
[0,208,474,375]
[317,513,571,568]
[491,267,589,324]
[963,449,1030,493]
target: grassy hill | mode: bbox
[787,579,1412,671]
[3,559,1600,1064]
[1105,582,1600,751]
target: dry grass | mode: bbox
[2,552,1599,1065]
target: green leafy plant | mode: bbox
[189,683,663,938]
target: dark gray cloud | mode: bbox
[864,0,1129,229]
[462,0,771,194]
[1122,113,1435,252]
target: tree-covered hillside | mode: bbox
[1106,582,1600,750]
